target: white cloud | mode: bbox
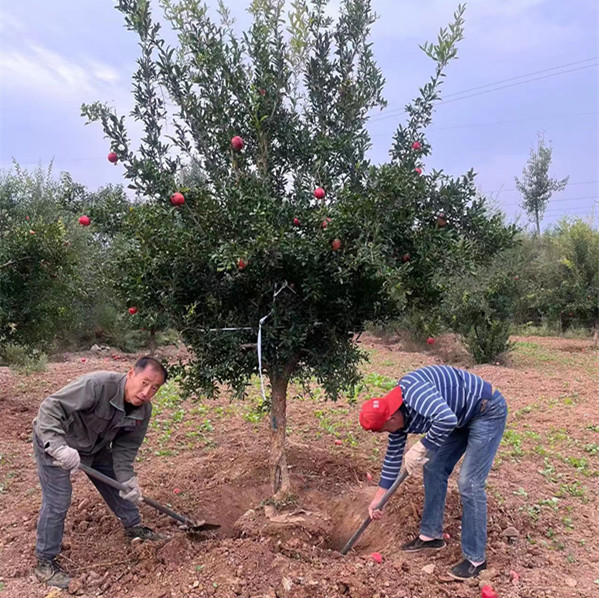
[0,10,25,33]
[0,42,123,102]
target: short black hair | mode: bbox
[134,356,168,384]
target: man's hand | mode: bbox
[119,477,143,505]
[403,440,429,476]
[49,445,80,471]
[368,486,387,520]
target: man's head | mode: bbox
[359,386,404,433]
[124,357,168,407]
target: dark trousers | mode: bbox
[34,436,140,560]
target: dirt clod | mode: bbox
[1,335,597,598]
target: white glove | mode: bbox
[49,445,80,471]
[119,477,143,504]
[403,441,429,477]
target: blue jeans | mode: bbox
[34,436,141,560]
[420,389,507,563]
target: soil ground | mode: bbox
[0,334,597,598]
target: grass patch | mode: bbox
[556,481,587,501]
[513,341,554,363]
[501,428,524,457]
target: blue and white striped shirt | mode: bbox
[379,366,492,489]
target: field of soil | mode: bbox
[0,334,597,598]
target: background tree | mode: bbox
[515,132,569,236]
[443,253,519,363]
[0,164,140,358]
[509,221,599,337]
[82,0,516,496]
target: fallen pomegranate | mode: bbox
[481,586,498,598]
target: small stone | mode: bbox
[69,579,83,594]
[501,526,519,538]
[421,564,435,574]
[193,581,200,588]
[479,568,498,582]
[565,578,577,587]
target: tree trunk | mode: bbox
[149,328,156,356]
[535,208,541,236]
[269,371,291,496]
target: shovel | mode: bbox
[340,468,409,555]
[79,464,220,532]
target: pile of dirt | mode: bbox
[0,334,597,597]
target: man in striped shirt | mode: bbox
[359,365,507,580]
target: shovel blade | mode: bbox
[179,518,221,532]
[193,522,221,531]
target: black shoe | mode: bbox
[34,558,71,589]
[448,559,487,580]
[125,525,163,541]
[400,536,446,552]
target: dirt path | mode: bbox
[0,335,597,597]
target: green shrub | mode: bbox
[444,258,517,363]
[0,343,48,373]
[463,320,512,364]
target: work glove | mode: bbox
[48,445,80,471]
[403,440,429,477]
[119,476,143,505]
[368,486,387,520]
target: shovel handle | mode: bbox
[340,468,410,555]
[79,463,196,527]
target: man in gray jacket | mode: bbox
[32,356,167,589]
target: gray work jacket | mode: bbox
[33,371,151,482]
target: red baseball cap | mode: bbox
[359,386,403,431]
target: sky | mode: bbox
[1,0,598,231]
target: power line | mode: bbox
[369,111,598,137]
[494,195,599,204]
[500,209,596,217]
[483,181,598,194]
[429,111,597,132]
[369,58,599,123]
[440,63,599,106]
[543,208,597,215]
[442,56,599,99]
[504,207,597,215]
[506,206,597,214]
